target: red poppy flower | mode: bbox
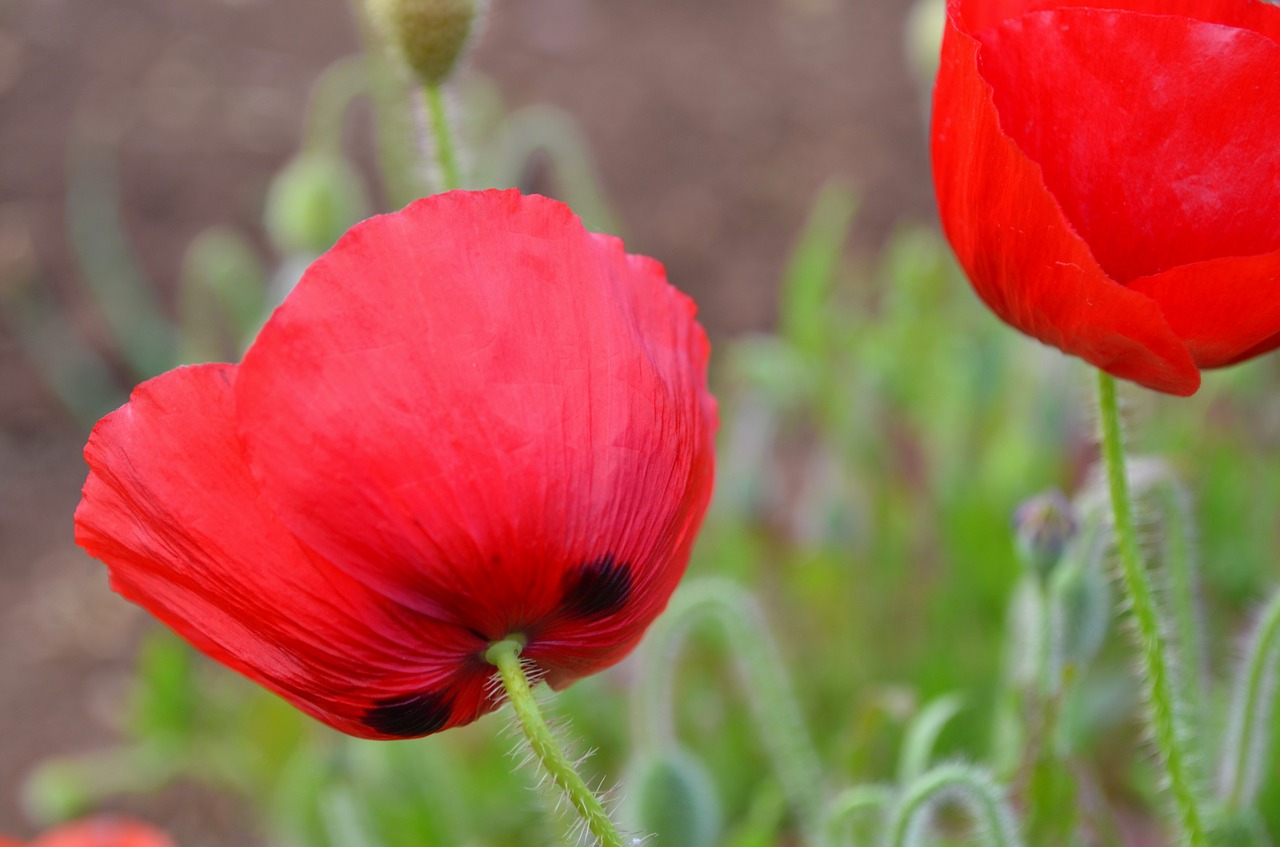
[931,0,1280,395]
[75,190,717,739]
[1,818,175,847]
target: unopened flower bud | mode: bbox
[624,749,722,847]
[1013,489,1077,581]
[366,0,485,85]
[264,154,369,256]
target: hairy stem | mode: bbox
[884,762,1022,847]
[1095,371,1206,847]
[485,638,627,847]
[1220,587,1280,811]
[633,578,826,846]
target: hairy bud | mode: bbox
[366,0,485,85]
[265,154,369,256]
[1013,489,1077,581]
[624,749,722,847]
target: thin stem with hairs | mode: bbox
[485,638,629,847]
[1094,371,1206,847]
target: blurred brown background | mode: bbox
[0,0,933,839]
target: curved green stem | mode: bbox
[884,762,1022,847]
[345,0,425,207]
[1220,587,1280,811]
[824,784,892,845]
[633,579,826,846]
[1095,371,1206,847]
[423,83,462,190]
[1154,481,1208,731]
[303,55,368,155]
[485,638,627,847]
[483,105,619,233]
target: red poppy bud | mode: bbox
[931,0,1280,395]
[75,190,717,739]
[5,818,175,847]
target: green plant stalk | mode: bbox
[1024,689,1076,847]
[424,83,462,191]
[1154,482,1209,736]
[898,694,966,784]
[1220,587,1280,811]
[483,105,620,234]
[823,784,892,844]
[991,578,1040,779]
[1095,371,1206,847]
[485,639,626,847]
[344,0,425,206]
[67,134,177,378]
[633,579,826,847]
[885,762,1022,847]
[304,55,369,155]
[1025,578,1079,847]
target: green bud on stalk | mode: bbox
[366,0,485,85]
[1013,489,1077,582]
[624,749,722,847]
[265,154,370,256]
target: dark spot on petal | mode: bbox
[363,690,453,738]
[561,554,633,620]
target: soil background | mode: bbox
[0,0,934,841]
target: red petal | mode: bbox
[1129,251,1280,368]
[932,13,1200,394]
[955,0,1280,38]
[235,190,716,685]
[75,364,495,738]
[31,819,174,847]
[975,7,1280,283]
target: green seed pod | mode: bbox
[624,748,722,847]
[264,154,369,257]
[366,0,485,85]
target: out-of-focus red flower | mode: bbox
[2,818,175,847]
[75,190,717,739]
[931,0,1280,395]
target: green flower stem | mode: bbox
[424,83,462,190]
[1220,587,1280,811]
[633,579,826,847]
[345,0,425,207]
[885,763,1022,847]
[823,784,892,845]
[1095,371,1206,847]
[1153,480,1209,735]
[484,638,627,847]
[303,55,368,155]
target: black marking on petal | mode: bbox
[562,554,633,620]
[363,690,453,738]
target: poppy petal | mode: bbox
[75,364,494,738]
[30,818,174,847]
[954,0,1280,37]
[974,7,1280,283]
[234,190,716,683]
[1130,251,1280,367]
[931,15,1201,394]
